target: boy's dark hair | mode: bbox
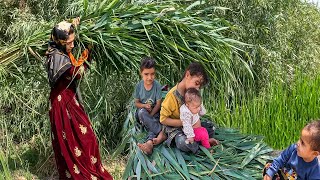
[180,62,209,88]
[304,120,320,152]
[140,57,156,71]
[185,88,201,104]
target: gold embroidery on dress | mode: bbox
[91,174,97,180]
[79,124,87,135]
[58,95,62,102]
[62,131,66,140]
[49,103,52,111]
[65,170,71,178]
[91,156,97,164]
[73,164,80,174]
[74,147,82,157]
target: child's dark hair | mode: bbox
[304,120,320,152]
[185,88,201,104]
[180,62,209,88]
[140,57,156,71]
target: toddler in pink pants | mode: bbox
[180,88,210,149]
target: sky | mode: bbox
[307,0,320,7]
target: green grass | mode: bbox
[206,72,320,149]
[0,149,12,180]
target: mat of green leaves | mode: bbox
[114,92,274,180]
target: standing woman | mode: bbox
[45,18,113,179]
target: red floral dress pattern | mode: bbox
[49,65,113,179]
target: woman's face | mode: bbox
[185,71,203,90]
[65,33,75,53]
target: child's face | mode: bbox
[140,68,155,85]
[186,100,201,114]
[185,71,203,90]
[296,129,319,162]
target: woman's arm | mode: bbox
[67,65,86,79]
[66,48,92,79]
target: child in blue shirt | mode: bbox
[264,120,320,180]
[134,57,166,155]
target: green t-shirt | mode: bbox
[134,80,162,107]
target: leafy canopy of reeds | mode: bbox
[0,0,252,91]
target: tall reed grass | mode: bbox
[205,72,320,149]
[0,149,12,180]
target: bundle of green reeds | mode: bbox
[115,99,273,179]
[0,0,251,92]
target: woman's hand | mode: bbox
[72,17,80,27]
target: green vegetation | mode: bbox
[116,100,273,179]
[1,0,320,179]
[206,72,320,149]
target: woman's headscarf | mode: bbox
[51,21,75,48]
[49,21,88,67]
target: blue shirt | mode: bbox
[133,80,162,107]
[266,144,320,180]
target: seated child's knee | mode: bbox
[138,108,149,118]
[175,134,187,147]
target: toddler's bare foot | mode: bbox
[152,131,167,145]
[138,140,153,155]
[209,138,219,146]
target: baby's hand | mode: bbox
[187,137,194,144]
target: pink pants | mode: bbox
[194,127,210,149]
